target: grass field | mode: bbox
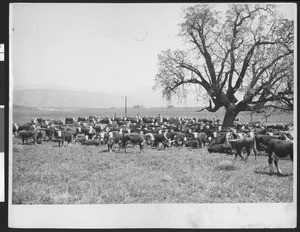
[12,138,293,204]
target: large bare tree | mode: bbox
[154,4,294,127]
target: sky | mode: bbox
[10,3,296,106]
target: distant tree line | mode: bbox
[132,105,145,109]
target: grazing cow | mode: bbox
[145,133,171,149]
[229,137,258,161]
[55,130,73,147]
[18,130,37,144]
[207,143,232,154]
[122,133,147,153]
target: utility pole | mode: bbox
[125,96,127,118]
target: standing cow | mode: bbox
[54,130,73,147]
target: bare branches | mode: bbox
[154,3,294,117]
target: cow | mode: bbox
[184,139,198,148]
[78,117,88,122]
[229,137,258,161]
[65,117,76,124]
[18,130,37,144]
[18,123,36,132]
[193,132,208,148]
[209,131,228,146]
[264,139,293,174]
[82,139,101,146]
[54,130,73,147]
[145,133,171,149]
[36,129,47,144]
[166,131,186,146]
[122,133,147,153]
[207,143,232,154]
[254,134,285,155]
[107,132,123,152]
[255,134,293,174]
[45,127,56,141]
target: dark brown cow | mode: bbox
[265,139,293,174]
[18,130,37,144]
[255,135,293,174]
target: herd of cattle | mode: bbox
[12,115,294,174]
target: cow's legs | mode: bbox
[124,142,128,153]
[274,156,282,174]
[234,150,244,160]
[268,152,275,173]
[118,141,122,152]
[252,147,257,161]
[139,143,144,153]
[244,148,251,161]
[234,152,238,160]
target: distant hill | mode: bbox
[12,86,206,108]
[13,89,140,108]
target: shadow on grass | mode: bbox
[254,169,293,177]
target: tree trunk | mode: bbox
[222,107,239,128]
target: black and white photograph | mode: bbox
[9,2,296,228]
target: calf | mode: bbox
[229,137,258,161]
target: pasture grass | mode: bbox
[12,138,294,204]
